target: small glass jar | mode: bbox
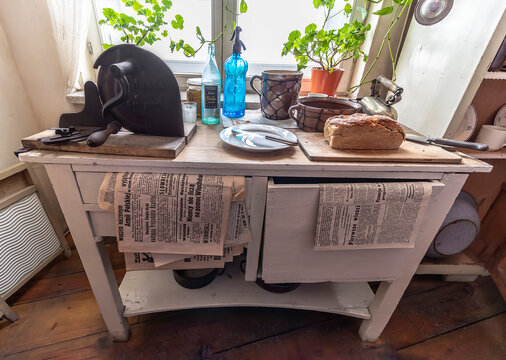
[186,78,202,118]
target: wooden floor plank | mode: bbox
[3,308,333,359]
[0,291,107,356]
[377,309,425,350]
[7,268,125,306]
[211,317,399,360]
[402,274,447,297]
[398,314,506,360]
[31,242,124,281]
[398,276,506,338]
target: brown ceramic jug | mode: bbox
[250,70,303,120]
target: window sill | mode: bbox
[66,91,261,110]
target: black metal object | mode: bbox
[173,269,218,289]
[59,44,184,147]
[40,126,103,144]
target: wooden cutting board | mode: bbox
[21,123,196,159]
[295,130,462,163]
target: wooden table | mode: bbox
[19,124,492,342]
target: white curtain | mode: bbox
[47,0,91,93]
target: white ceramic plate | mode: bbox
[451,104,477,141]
[220,124,298,153]
[494,104,506,127]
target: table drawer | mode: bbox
[75,172,254,237]
[261,178,442,283]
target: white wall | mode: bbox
[0,23,41,170]
[0,0,76,131]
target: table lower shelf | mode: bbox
[119,261,374,319]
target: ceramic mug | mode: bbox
[474,125,506,151]
[250,70,303,120]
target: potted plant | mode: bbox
[282,0,370,96]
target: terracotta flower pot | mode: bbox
[310,68,344,96]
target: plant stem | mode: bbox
[122,30,130,43]
[348,2,407,94]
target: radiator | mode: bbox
[0,192,61,297]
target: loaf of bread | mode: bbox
[324,113,405,150]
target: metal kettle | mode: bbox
[359,76,403,120]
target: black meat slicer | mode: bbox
[60,44,184,147]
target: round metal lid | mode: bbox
[415,0,454,26]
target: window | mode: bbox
[91,0,355,93]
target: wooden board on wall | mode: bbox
[462,159,506,219]
[296,131,462,163]
[21,123,196,159]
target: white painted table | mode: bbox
[19,125,492,342]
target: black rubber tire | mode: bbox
[173,269,218,289]
[255,278,300,293]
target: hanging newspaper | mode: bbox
[315,182,433,250]
[151,200,250,267]
[98,172,234,255]
[125,245,244,271]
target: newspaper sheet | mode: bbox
[98,172,251,256]
[315,182,433,250]
[99,173,234,255]
[125,245,244,271]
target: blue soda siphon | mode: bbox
[201,44,221,125]
[223,26,248,118]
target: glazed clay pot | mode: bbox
[289,97,362,132]
[310,68,344,96]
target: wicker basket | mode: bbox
[289,97,362,132]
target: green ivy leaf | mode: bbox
[132,1,143,12]
[240,0,248,14]
[102,43,115,49]
[356,6,368,21]
[161,0,172,8]
[171,14,184,29]
[183,44,195,57]
[313,0,322,9]
[305,23,317,34]
[373,6,394,15]
[288,30,301,41]
[344,3,352,14]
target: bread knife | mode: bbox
[231,128,298,146]
[405,134,488,151]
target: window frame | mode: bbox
[88,0,366,95]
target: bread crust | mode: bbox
[324,113,405,150]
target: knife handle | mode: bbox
[432,138,489,151]
[265,135,298,146]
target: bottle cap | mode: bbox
[231,26,246,54]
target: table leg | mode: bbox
[45,164,130,341]
[0,297,17,322]
[358,174,468,342]
[245,177,268,281]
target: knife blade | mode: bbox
[406,134,488,151]
[231,128,298,146]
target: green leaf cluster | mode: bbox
[281,0,370,71]
[100,0,172,47]
[100,0,247,58]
